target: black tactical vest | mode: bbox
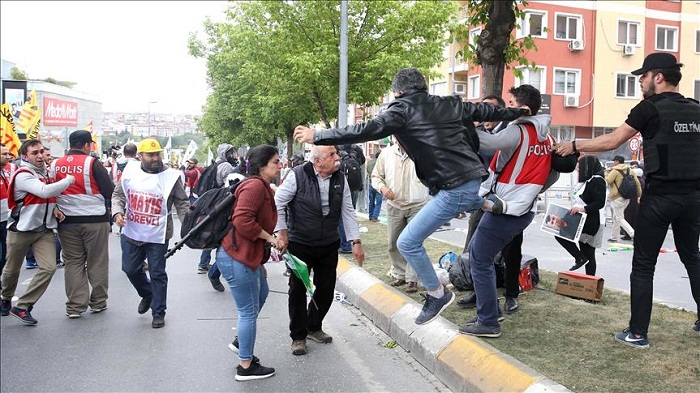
[287,162,345,247]
[643,96,700,180]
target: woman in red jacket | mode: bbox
[216,145,283,381]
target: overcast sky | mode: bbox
[0,1,229,115]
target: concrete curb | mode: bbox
[336,258,570,393]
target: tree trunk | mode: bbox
[476,0,516,98]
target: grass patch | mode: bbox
[357,219,699,392]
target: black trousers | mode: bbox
[465,209,522,298]
[287,240,340,341]
[555,237,597,275]
[629,192,700,336]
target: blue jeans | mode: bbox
[469,211,535,326]
[397,178,484,291]
[216,248,269,361]
[368,187,382,220]
[120,237,169,316]
[199,249,213,270]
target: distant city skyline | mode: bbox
[0,1,228,115]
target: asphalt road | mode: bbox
[429,211,696,312]
[1,222,449,393]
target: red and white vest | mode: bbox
[51,154,106,217]
[0,163,15,222]
[480,123,554,216]
[8,166,58,231]
[121,164,181,244]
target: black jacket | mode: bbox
[314,91,525,192]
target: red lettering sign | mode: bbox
[43,97,78,126]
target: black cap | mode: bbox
[631,53,683,76]
[69,130,93,147]
[186,158,198,164]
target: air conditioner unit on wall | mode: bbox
[568,39,584,51]
[454,83,467,95]
[564,95,579,108]
[622,44,635,56]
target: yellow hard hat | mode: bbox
[137,138,163,153]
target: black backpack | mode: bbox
[193,160,220,196]
[615,168,638,199]
[180,179,245,250]
[449,251,506,291]
[339,150,363,192]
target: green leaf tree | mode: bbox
[452,0,539,98]
[189,0,456,158]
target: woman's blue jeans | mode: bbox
[216,248,269,361]
[397,178,484,291]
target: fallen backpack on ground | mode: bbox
[615,168,638,199]
[519,255,540,291]
[339,150,363,192]
[449,252,474,291]
[193,160,220,196]
[180,179,244,250]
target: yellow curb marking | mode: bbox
[439,335,537,392]
[359,283,410,316]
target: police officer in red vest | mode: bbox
[51,130,114,318]
[1,140,75,324]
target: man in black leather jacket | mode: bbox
[294,68,527,325]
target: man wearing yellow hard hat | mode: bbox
[111,138,189,328]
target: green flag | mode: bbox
[283,251,315,296]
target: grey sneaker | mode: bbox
[457,292,477,309]
[415,290,454,325]
[504,297,519,314]
[459,321,501,338]
[291,339,307,356]
[487,194,507,215]
[464,306,505,325]
[614,329,649,349]
[307,330,332,343]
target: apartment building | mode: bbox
[434,0,700,161]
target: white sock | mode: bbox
[428,286,444,299]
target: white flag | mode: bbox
[163,136,172,164]
[207,148,214,165]
[181,140,198,166]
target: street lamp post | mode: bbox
[147,101,157,136]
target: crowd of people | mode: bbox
[1,53,698,382]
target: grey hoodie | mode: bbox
[477,114,553,216]
[215,143,237,187]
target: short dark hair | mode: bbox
[483,95,506,107]
[123,143,137,157]
[19,139,43,156]
[650,67,682,86]
[613,155,626,164]
[240,145,278,176]
[392,68,428,96]
[508,84,541,115]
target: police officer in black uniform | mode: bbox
[555,52,700,348]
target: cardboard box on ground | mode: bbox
[555,271,605,301]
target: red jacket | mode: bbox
[221,176,277,270]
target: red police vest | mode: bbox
[51,154,106,217]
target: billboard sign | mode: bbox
[43,97,78,126]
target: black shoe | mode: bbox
[621,235,632,241]
[138,297,152,314]
[56,260,65,268]
[464,306,505,324]
[209,276,225,292]
[197,266,209,274]
[0,299,11,316]
[569,258,588,271]
[152,315,165,328]
[692,320,699,335]
[228,336,260,363]
[9,307,38,325]
[457,292,477,309]
[504,297,519,314]
[235,361,275,381]
[459,321,501,338]
[415,290,454,325]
